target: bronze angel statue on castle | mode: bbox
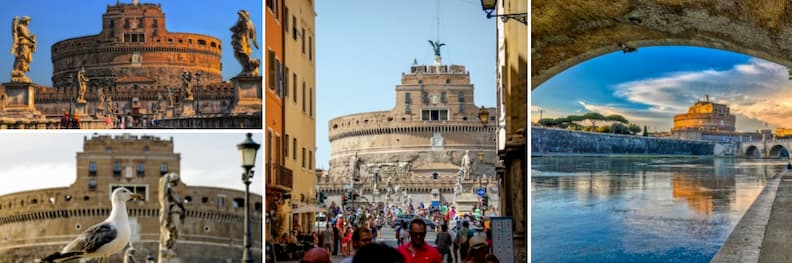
[10,16,36,83]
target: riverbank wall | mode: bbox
[531,127,727,156]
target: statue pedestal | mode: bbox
[1,82,43,119]
[181,99,195,116]
[231,76,262,114]
[75,101,88,117]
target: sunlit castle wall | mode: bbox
[672,100,736,133]
[0,134,262,263]
[50,2,223,89]
[324,63,498,206]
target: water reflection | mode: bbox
[531,157,783,263]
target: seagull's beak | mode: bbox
[130,193,144,201]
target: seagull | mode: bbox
[42,188,143,263]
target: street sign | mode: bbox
[491,216,514,263]
[476,187,486,197]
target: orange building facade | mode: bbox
[264,0,290,241]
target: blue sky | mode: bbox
[314,0,497,169]
[532,46,791,133]
[0,0,262,86]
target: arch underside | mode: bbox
[532,1,792,89]
[769,145,789,158]
[745,146,760,158]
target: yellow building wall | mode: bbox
[283,0,317,233]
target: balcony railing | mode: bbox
[266,163,292,190]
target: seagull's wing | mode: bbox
[62,222,118,253]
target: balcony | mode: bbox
[266,163,292,191]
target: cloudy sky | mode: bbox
[532,46,790,133]
[0,132,263,196]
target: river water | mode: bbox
[531,157,787,262]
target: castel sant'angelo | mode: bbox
[318,50,499,213]
[0,134,263,262]
[0,1,262,129]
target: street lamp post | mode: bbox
[479,0,527,25]
[237,133,260,263]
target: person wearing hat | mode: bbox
[463,236,491,263]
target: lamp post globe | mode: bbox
[478,105,490,127]
[237,133,260,263]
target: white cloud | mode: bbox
[580,58,792,131]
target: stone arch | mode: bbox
[532,1,792,89]
[769,145,789,159]
[745,145,761,158]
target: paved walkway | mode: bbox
[712,170,792,263]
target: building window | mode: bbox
[405,93,412,104]
[276,135,281,165]
[293,138,297,160]
[233,198,245,208]
[198,39,206,46]
[302,148,306,168]
[309,36,313,61]
[405,104,411,114]
[422,109,449,121]
[89,162,97,176]
[292,16,297,40]
[302,82,306,113]
[113,161,121,176]
[284,7,289,32]
[458,92,465,102]
[422,92,429,104]
[284,134,289,158]
[284,67,289,97]
[301,28,306,54]
[267,131,273,165]
[309,88,313,117]
[277,60,283,96]
[309,150,313,169]
[123,33,145,43]
[89,178,97,190]
[137,163,145,177]
[202,197,209,203]
[218,196,226,208]
[441,92,447,103]
[268,50,276,91]
[143,146,149,153]
[293,73,297,102]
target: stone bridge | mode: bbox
[738,139,792,158]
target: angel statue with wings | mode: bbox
[10,16,36,83]
[428,40,445,57]
[230,10,260,77]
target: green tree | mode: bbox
[611,123,630,134]
[628,123,641,134]
[538,118,556,127]
[596,125,611,133]
[606,114,629,124]
[582,112,606,129]
[643,125,648,136]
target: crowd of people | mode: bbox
[300,218,500,263]
[270,200,501,263]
